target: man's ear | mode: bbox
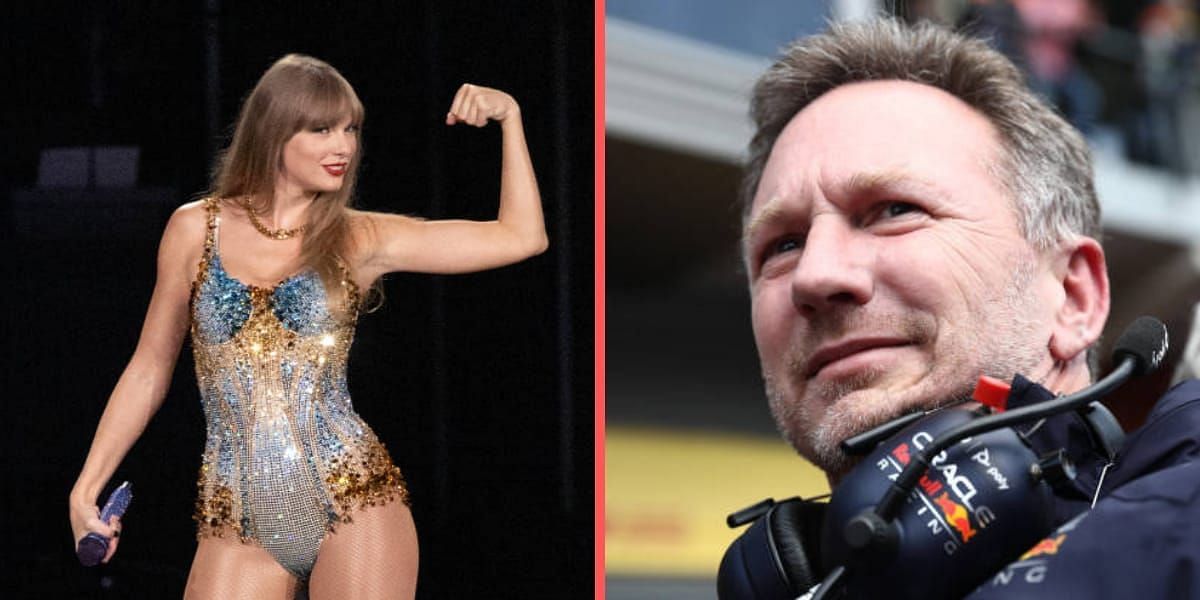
[1048,237,1110,362]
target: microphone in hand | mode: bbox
[77,481,133,567]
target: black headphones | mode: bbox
[718,317,1167,600]
[718,496,829,598]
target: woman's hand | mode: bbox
[69,496,122,563]
[445,83,519,127]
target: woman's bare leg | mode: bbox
[308,500,419,600]
[184,535,303,599]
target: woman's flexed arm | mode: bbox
[359,84,548,277]
[68,203,202,562]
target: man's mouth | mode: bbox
[323,163,347,176]
[805,337,914,379]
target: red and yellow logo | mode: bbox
[933,492,976,542]
[1019,534,1067,561]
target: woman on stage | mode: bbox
[68,53,547,598]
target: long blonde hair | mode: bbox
[210,53,373,306]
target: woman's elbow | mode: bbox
[511,227,548,259]
[500,226,548,262]
[529,232,549,257]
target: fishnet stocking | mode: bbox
[185,535,303,599]
[309,500,419,599]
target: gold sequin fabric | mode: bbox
[189,198,408,579]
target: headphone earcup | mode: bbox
[768,498,826,592]
[717,498,827,599]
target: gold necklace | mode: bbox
[237,198,308,240]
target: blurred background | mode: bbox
[3,1,592,597]
[605,0,1200,598]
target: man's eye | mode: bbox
[762,237,802,261]
[881,201,919,218]
[863,201,925,228]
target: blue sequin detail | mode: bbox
[273,272,331,335]
[193,254,252,344]
[193,251,332,344]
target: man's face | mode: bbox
[745,81,1059,476]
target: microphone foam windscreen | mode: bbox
[1112,316,1169,376]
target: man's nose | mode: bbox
[790,216,874,316]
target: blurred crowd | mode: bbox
[905,0,1200,174]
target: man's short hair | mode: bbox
[741,18,1100,252]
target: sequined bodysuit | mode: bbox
[189,198,408,579]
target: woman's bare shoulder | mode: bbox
[174,198,211,220]
[343,208,421,278]
[344,208,378,261]
[158,200,212,267]
[166,199,211,238]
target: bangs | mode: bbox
[297,75,364,130]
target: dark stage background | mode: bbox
[2,1,593,597]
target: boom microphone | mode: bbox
[1112,315,1169,376]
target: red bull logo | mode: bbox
[1019,534,1067,561]
[918,473,943,496]
[934,492,976,542]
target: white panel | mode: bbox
[833,0,881,22]
[606,18,767,162]
[1094,151,1200,245]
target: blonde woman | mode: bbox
[68,54,547,598]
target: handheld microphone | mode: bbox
[77,481,133,567]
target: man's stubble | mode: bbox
[764,256,1047,476]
